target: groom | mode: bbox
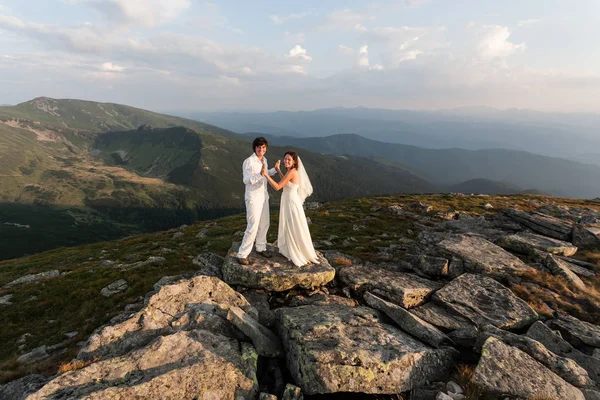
[237,137,278,265]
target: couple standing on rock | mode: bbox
[236,137,319,267]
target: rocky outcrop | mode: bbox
[364,292,452,348]
[436,234,535,277]
[405,254,449,278]
[497,231,578,257]
[0,374,49,400]
[547,313,600,348]
[338,264,442,308]
[472,337,584,400]
[433,274,538,330]
[223,243,335,291]
[28,330,259,400]
[410,302,474,331]
[275,304,458,395]
[544,254,586,289]
[3,270,61,288]
[573,224,600,247]
[227,306,282,357]
[502,207,573,241]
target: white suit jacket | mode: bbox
[242,153,276,202]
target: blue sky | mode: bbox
[0,0,599,112]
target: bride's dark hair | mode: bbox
[284,151,299,169]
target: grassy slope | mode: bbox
[0,193,599,383]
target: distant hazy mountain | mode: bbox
[448,178,525,195]
[177,107,600,164]
[0,97,435,259]
[237,133,600,199]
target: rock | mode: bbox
[99,259,115,267]
[594,349,600,360]
[172,231,184,239]
[544,254,586,289]
[497,231,578,257]
[28,331,259,400]
[436,393,453,400]
[388,204,404,215]
[79,275,256,361]
[364,292,451,348]
[484,203,494,210]
[475,324,593,388]
[192,252,224,278]
[437,234,534,277]
[408,201,433,213]
[472,337,584,400]
[281,383,303,400]
[573,224,600,247]
[120,256,166,271]
[582,389,600,400]
[17,346,49,364]
[304,201,323,210]
[196,228,209,238]
[0,294,13,305]
[100,279,128,297]
[447,327,479,348]
[275,304,457,395]
[227,306,282,357]
[527,321,600,384]
[0,374,49,400]
[433,274,538,330]
[547,313,600,348]
[410,302,474,331]
[241,290,274,327]
[319,250,362,271]
[3,269,61,288]
[223,243,335,291]
[338,264,442,308]
[410,388,439,400]
[446,380,463,394]
[405,254,449,278]
[555,258,597,278]
[259,393,277,400]
[288,293,357,307]
[502,207,573,241]
[64,331,78,339]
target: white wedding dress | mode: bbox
[278,178,319,267]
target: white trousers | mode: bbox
[237,197,270,258]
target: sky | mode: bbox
[0,0,599,112]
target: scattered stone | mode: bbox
[433,274,538,330]
[388,204,404,215]
[339,264,442,308]
[437,234,535,277]
[353,224,365,231]
[119,256,166,271]
[227,306,282,357]
[100,279,128,297]
[17,346,49,364]
[275,304,458,395]
[3,270,61,288]
[281,383,303,400]
[172,231,184,239]
[0,374,49,400]
[364,292,452,348]
[472,337,584,400]
[405,254,449,278]
[0,294,13,305]
[573,224,600,247]
[408,201,433,213]
[64,331,78,339]
[547,313,600,348]
[196,228,209,238]
[582,389,600,400]
[410,302,473,331]
[259,393,277,400]
[436,393,454,400]
[483,203,494,210]
[304,201,323,210]
[241,290,274,327]
[544,254,586,289]
[502,207,573,241]
[497,231,578,257]
[222,243,335,292]
[17,333,32,345]
[192,252,224,278]
[99,260,115,267]
[446,380,463,394]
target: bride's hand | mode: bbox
[275,160,281,170]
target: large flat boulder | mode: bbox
[410,302,474,331]
[223,243,335,291]
[436,234,535,277]
[547,313,600,348]
[497,231,578,257]
[502,207,573,241]
[28,330,258,400]
[544,254,586,290]
[433,274,538,330]
[472,337,584,400]
[274,304,458,395]
[338,264,442,308]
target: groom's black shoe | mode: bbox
[237,257,250,265]
[258,251,272,258]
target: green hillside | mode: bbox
[0,97,436,260]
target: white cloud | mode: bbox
[282,65,307,75]
[84,0,191,28]
[216,75,240,86]
[358,45,370,68]
[101,62,124,72]
[405,0,430,7]
[370,64,384,70]
[518,18,541,27]
[338,45,354,54]
[284,31,306,43]
[322,9,364,31]
[354,23,368,32]
[269,12,309,25]
[477,25,525,60]
[286,45,312,62]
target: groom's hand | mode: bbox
[261,164,267,176]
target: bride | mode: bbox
[261,151,319,267]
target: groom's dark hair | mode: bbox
[252,137,268,151]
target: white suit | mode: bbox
[237,153,277,258]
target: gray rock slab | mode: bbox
[0,294,13,305]
[364,292,452,348]
[241,290,275,327]
[433,273,538,330]
[573,224,600,247]
[405,254,449,278]
[410,302,473,331]
[227,306,282,357]
[0,374,49,400]
[100,279,128,297]
[17,346,49,364]
[497,231,578,257]
[338,264,442,308]
[192,252,224,279]
[275,304,458,395]
[547,313,600,348]
[79,275,256,361]
[3,270,61,288]
[582,389,600,400]
[28,330,258,400]
[545,254,586,290]
[281,383,303,400]
[437,234,534,277]
[502,207,573,241]
[472,337,584,400]
[527,321,600,384]
[475,324,593,388]
[223,243,335,291]
[287,293,357,307]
